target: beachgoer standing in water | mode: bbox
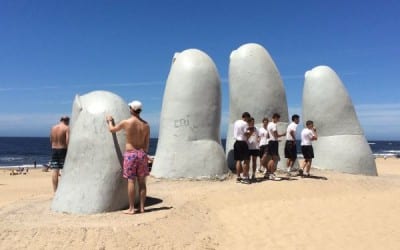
[106,100,150,215]
[300,120,318,177]
[50,116,70,192]
[284,114,300,175]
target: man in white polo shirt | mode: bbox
[233,112,251,184]
[300,120,318,177]
[285,114,300,175]
[266,113,286,180]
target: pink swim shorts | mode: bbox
[123,149,149,179]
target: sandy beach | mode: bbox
[1,158,400,250]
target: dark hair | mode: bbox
[60,116,70,122]
[262,117,269,122]
[292,114,300,121]
[272,113,280,119]
[242,112,251,119]
[249,117,255,122]
[306,120,314,126]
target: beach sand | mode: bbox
[1,159,400,250]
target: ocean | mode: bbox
[0,137,399,168]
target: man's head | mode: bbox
[306,120,314,128]
[292,114,300,124]
[242,112,251,122]
[129,100,142,114]
[60,116,70,125]
[272,113,280,122]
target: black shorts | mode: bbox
[50,148,67,169]
[259,145,268,158]
[234,140,250,161]
[284,140,297,159]
[249,149,260,157]
[267,140,279,156]
[301,145,314,159]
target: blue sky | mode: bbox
[0,0,399,140]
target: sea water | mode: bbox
[0,137,399,168]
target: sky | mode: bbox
[0,0,399,140]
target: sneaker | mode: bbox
[236,177,242,183]
[240,178,251,184]
[286,172,292,177]
[269,174,282,181]
[298,169,303,176]
[251,174,256,180]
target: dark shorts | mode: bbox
[267,140,279,156]
[301,145,314,159]
[234,140,250,161]
[284,140,297,159]
[259,145,268,158]
[249,149,260,157]
[123,149,149,179]
[50,148,67,169]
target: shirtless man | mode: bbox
[106,100,150,215]
[50,116,70,192]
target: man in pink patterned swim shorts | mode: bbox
[123,149,149,179]
[106,100,150,215]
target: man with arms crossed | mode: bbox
[284,114,300,175]
[300,120,318,177]
[233,112,251,184]
[266,113,286,180]
[50,116,70,192]
[106,100,150,215]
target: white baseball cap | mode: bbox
[128,100,142,111]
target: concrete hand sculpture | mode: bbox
[151,49,228,179]
[303,66,377,175]
[52,90,131,214]
[226,43,290,170]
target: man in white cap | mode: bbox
[106,100,150,215]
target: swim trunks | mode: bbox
[50,148,67,169]
[284,140,297,159]
[123,149,149,179]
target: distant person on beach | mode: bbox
[284,114,300,175]
[300,120,318,177]
[106,100,150,215]
[50,116,70,192]
[258,117,269,174]
[246,117,259,180]
[233,112,251,184]
[266,113,286,180]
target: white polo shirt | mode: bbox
[233,119,248,141]
[301,128,315,146]
[286,122,298,141]
[267,122,278,141]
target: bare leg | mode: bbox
[52,169,59,192]
[124,179,136,215]
[235,160,243,178]
[305,159,312,175]
[137,176,147,213]
[251,156,257,178]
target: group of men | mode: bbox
[233,112,318,184]
[49,100,150,215]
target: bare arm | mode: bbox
[144,125,150,153]
[106,115,125,133]
[312,128,318,140]
[290,130,296,140]
[66,127,70,145]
